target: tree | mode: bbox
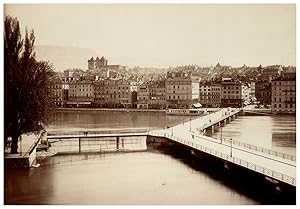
[4,16,55,153]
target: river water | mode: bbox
[5,110,296,205]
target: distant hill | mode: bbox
[35,45,97,72]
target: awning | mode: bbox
[192,103,202,108]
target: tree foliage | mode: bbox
[4,15,55,153]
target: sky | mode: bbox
[4,4,296,68]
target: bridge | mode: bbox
[43,108,296,187]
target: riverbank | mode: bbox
[55,107,166,113]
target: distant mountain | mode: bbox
[35,45,97,72]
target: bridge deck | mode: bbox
[150,108,296,186]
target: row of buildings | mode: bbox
[50,72,256,110]
[49,56,296,113]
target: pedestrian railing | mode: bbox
[149,131,296,186]
[221,138,296,161]
[194,108,240,130]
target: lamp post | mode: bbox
[230,138,233,157]
[220,126,222,144]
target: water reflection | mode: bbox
[7,111,293,205]
[5,152,258,205]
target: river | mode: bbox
[4,110,296,205]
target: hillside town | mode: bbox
[49,56,296,113]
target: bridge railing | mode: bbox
[221,138,296,162]
[47,129,149,136]
[149,131,296,186]
[195,108,240,130]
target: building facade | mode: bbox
[199,82,221,108]
[118,81,131,108]
[49,78,63,107]
[271,75,296,113]
[148,80,166,109]
[165,71,199,108]
[221,78,243,108]
[137,84,149,109]
[67,80,94,107]
[255,80,272,105]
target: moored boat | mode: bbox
[166,108,205,116]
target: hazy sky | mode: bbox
[4,4,296,68]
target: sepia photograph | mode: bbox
[3,2,297,205]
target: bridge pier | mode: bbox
[79,137,81,153]
[207,125,215,134]
[221,119,227,127]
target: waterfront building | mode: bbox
[199,81,221,108]
[199,81,211,108]
[118,80,131,108]
[129,82,139,108]
[241,83,251,106]
[165,71,199,109]
[271,69,296,113]
[148,80,166,109]
[94,79,107,106]
[221,78,243,108]
[137,84,149,109]
[211,83,222,107]
[249,81,256,98]
[94,79,120,107]
[255,80,272,105]
[67,80,94,107]
[49,77,63,107]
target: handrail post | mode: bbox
[79,137,81,153]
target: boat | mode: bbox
[166,108,205,116]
